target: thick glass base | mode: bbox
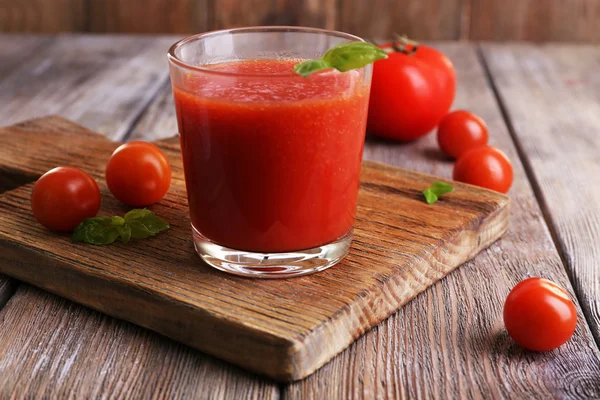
[192,226,352,278]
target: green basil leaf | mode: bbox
[123,208,151,221]
[423,181,454,204]
[72,217,121,245]
[73,209,169,245]
[322,42,388,72]
[294,42,387,77]
[118,225,132,244]
[293,59,332,78]
[429,181,454,196]
[124,208,170,239]
[423,189,438,205]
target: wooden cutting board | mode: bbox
[0,116,509,382]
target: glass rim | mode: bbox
[167,26,365,78]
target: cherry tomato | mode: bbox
[31,167,101,232]
[368,38,456,141]
[453,146,513,193]
[504,277,577,351]
[105,141,171,207]
[437,110,488,159]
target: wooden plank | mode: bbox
[0,286,279,399]
[480,43,600,343]
[0,34,53,313]
[470,0,600,42]
[213,0,336,30]
[337,0,464,40]
[0,34,176,140]
[0,35,53,191]
[86,0,208,34]
[0,0,85,33]
[0,116,508,381]
[0,279,17,310]
[0,117,280,399]
[128,40,600,394]
[0,35,54,77]
[0,34,276,397]
[283,43,600,398]
[128,81,178,141]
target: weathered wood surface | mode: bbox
[213,0,336,30]
[86,39,600,397]
[283,43,600,399]
[337,0,464,41]
[470,0,600,42]
[3,0,600,42]
[0,279,16,310]
[0,34,175,140]
[0,35,53,311]
[0,35,52,78]
[0,0,85,33]
[480,43,600,344]
[0,118,280,399]
[0,34,276,399]
[0,35,599,398]
[0,33,176,320]
[87,0,209,34]
[0,115,509,381]
[128,81,178,142]
[0,286,279,400]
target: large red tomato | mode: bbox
[367,38,456,141]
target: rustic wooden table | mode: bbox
[0,34,599,399]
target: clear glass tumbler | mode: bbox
[168,26,372,278]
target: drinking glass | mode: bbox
[168,26,372,278]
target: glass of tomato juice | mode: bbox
[168,27,372,278]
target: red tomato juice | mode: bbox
[173,59,369,252]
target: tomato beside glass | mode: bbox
[504,277,577,351]
[367,39,456,141]
[31,166,101,232]
[105,141,171,207]
[437,110,488,159]
[453,146,513,193]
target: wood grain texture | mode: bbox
[0,117,279,399]
[0,279,17,310]
[0,35,53,78]
[337,0,464,40]
[74,38,600,396]
[0,34,53,316]
[0,34,175,140]
[0,286,279,399]
[283,42,600,399]
[212,0,336,30]
[128,81,178,142]
[4,0,600,42]
[0,34,275,397]
[470,0,600,42]
[0,0,85,33]
[0,116,509,381]
[87,0,208,34]
[480,43,600,344]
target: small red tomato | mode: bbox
[437,110,488,159]
[105,141,171,207]
[368,39,456,141]
[31,167,101,232]
[453,146,513,193]
[504,277,577,351]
